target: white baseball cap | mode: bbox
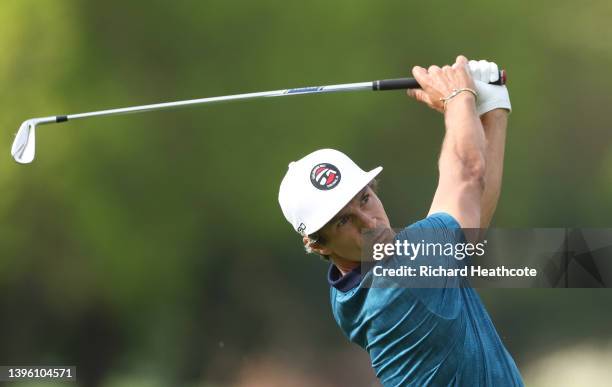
[278,148,382,236]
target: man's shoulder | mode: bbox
[394,212,465,245]
[406,212,461,230]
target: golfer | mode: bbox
[279,55,522,386]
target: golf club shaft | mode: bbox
[62,82,374,122]
[39,72,506,125]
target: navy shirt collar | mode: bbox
[327,263,365,292]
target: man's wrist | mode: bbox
[444,93,477,117]
[481,109,508,120]
[481,108,508,130]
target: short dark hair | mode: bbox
[305,178,379,261]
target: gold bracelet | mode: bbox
[440,88,478,110]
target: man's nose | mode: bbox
[356,210,377,230]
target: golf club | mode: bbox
[11,71,506,164]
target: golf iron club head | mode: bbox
[12,120,36,164]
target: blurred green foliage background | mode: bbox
[1,1,612,386]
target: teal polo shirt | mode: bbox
[328,213,523,386]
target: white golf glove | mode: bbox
[468,60,511,116]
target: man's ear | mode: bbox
[303,235,332,256]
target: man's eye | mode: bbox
[361,194,370,205]
[337,215,349,227]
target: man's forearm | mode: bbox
[433,93,487,231]
[480,110,508,228]
[442,94,487,184]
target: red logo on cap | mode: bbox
[310,163,341,190]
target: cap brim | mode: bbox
[308,166,383,234]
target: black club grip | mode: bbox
[373,69,507,91]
